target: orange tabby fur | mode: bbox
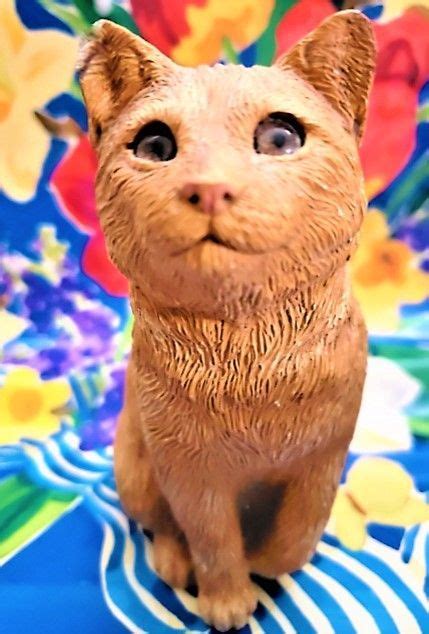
[79,11,375,630]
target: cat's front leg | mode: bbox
[156,458,258,631]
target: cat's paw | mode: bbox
[153,534,192,588]
[198,584,258,632]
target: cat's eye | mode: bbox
[254,113,305,156]
[128,121,177,161]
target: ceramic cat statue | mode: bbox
[79,11,375,631]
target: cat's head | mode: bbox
[79,11,375,318]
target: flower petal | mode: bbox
[331,491,367,551]
[42,379,72,411]
[3,367,40,387]
[0,106,50,201]
[0,0,26,60]
[83,232,129,297]
[0,309,29,347]
[172,0,274,65]
[15,30,78,109]
[372,497,429,526]
[0,415,61,444]
[51,136,99,233]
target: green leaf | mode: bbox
[384,153,429,228]
[417,103,429,123]
[69,78,83,102]
[72,0,140,34]
[0,475,79,563]
[115,313,133,362]
[409,417,429,438]
[254,0,298,66]
[39,0,91,34]
[222,37,239,65]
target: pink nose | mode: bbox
[180,182,236,215]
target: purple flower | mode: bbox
[79,367,125,450]
[395,218,429,252]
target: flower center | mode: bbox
[8,388,44,422]
[375,241,411,283]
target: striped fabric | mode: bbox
[1,427,427,633]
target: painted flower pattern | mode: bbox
[131,0,274,64]
[351,210,429,332]
[361,7,429,198]
[0,0,78,201]
[51,135,128,296]
[0,366,71,443]
[275,3,429,199]
[0,1,428,632]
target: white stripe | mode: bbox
[60,430,112,467]
[278,574,334,634]
[249,617,265,634]
[319,540,425,632]
[407,523,429,589]
[100,523,148,634]
[86,489,130,530]
[42,438,106,482]
[365,537,428,609]
[256,588,297,633]
[97,483,120,502]
[144,536,202,619]
[122,530,185,629]
[305,562,379,634]
[93,496,185,630]
[21,443,83,490]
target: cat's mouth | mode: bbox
[201,233,226,246]
[172,232,238,255]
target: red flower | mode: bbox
[361,8,429,198]
[275,5,429,198]
[51,136,128,296]
[275,0,334,55]
[129,0,205,57]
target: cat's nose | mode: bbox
[180,182,236,215]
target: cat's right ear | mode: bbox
[78,20,175,146]
[275,11,375,141]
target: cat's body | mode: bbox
[79,12,375,630]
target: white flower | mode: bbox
[351,356,420,453]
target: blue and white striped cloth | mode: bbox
[2,426,427,633]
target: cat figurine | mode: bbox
[79,11,375,631]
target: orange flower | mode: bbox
[351,210,429,332]
[172,0,274,65]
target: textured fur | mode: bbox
[79,11,375,630]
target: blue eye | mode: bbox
[128,121,177,161]
[255,113,305,156]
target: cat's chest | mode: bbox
[135,316,353,419]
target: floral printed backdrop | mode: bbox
[0,1,428,633]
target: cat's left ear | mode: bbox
[276,10,375,141]
[78,20,175,146]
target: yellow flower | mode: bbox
[331,458,429,550]
[0,0,78,201]
[0,367,72,444]
[380,1,429,21]
[351,210,429,332]
[172,0,274,66]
